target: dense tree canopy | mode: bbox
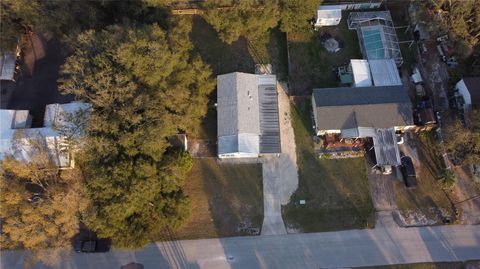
[0,152,88,264]
[279,0,319,33]
[59,20,214,248]
[201,0,280,44]
[0,0,103,52]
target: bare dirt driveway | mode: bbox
[454,166,480,225]
[261,82,298,235]
[365,149,400,229]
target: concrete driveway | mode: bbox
[261,83,298,235]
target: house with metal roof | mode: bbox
[217,72,281,158]
[0,102,91,168]
[312,86,414,166]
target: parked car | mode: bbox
[401,156,417,188]
[74,239,110,253]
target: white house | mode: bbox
[0,102,91,168]
[454,77,480,111]
[217,72,281,158]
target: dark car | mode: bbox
[401,156,418,188]
[74,239,110,253]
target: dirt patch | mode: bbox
[454,165,480,224]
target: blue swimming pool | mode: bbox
[361,27,385,59]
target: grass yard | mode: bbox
[387,1,418,69]
[173,159,263,239]
[395,131,455,221]
[282,99,375,232]
[357,260,480,269]
[188,15,288,139]
[288,11,362,95]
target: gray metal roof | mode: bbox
[312,86,413,131]
[369,59,402,86]
[259,85,281,153]
[372,128,401,166]
[217,73,281,155]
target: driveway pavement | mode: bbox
[3,225,480,269]
[261,83,298,235]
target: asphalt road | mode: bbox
[2,225,480,269]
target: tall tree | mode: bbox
[58,20,214,248]
[0,152,89,265]
[279,0,319,33]
[201,0,280,44]
[0,0,104,52]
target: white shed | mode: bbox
[315,5,342,27]
[350,59,372,87]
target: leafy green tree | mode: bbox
[59,20,214,248]
[279,0,320,33]
[201,0,280,44]
[0,151,89,265]
[0,0,103,52]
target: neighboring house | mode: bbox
[217,72,281,158]
[0,53,16,81]
[454,77,480,111]
[349,58,401,87]
[312,86,414,166]
[0,102,91,168]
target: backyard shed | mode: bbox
[350,59,372,87]
[217,72,281,158]
[315,5,342,27]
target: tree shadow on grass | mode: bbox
[190,15,255,76]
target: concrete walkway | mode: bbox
[261,82,298,235]
[3,225,480,269]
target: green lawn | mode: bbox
[357,260,480,269]
[173,159,263,239]
[288,11,362,95]
[395,131,455,221]
[282,99,375,232]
